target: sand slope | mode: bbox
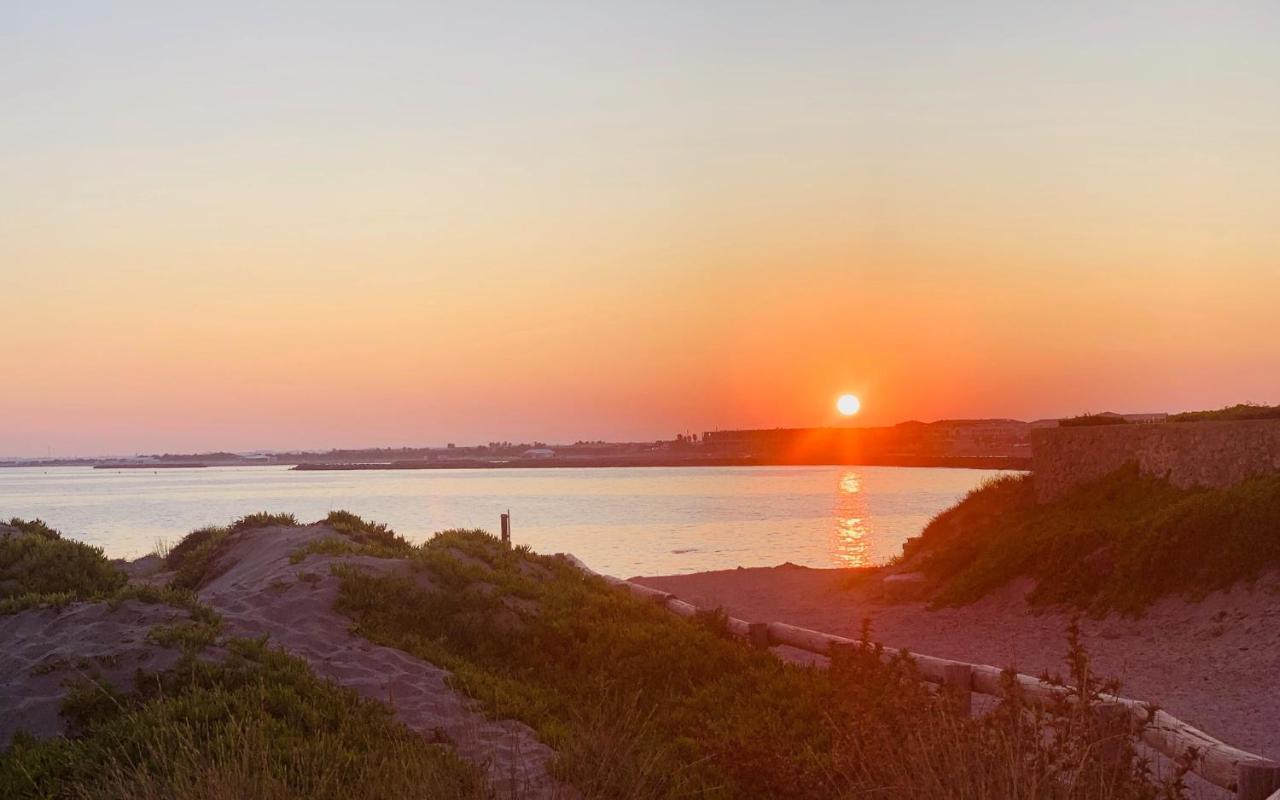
[636,565,1280,761]
[0,599,191,747]
[196,524,570,799]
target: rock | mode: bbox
[882,572,930,602]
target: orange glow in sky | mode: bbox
[3,4,1279,456]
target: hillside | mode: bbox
[2,514,1206,798]
[898,466,1280,615]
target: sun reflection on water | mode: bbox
[833,470,871,567]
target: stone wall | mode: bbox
[1030,419,1280,501]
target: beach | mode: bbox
[635,564,1280,761]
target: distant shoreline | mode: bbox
[291,455,1031,471]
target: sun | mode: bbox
[836,393,861,416]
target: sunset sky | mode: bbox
[4,2,1279,456]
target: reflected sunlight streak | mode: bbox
[833,470,871,567]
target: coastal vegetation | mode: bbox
[0,518,126,602]
[165,512,298,589]
[0,638,487,800]
[1,512,1200,798]
[1167,403,1280,423]
[337,527,1182,798]
[911,467,1280,614]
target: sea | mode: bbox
[0,465,1013,576]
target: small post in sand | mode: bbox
[1236,759,1280,800]
[500,511,511,546]
[748,622,770,650]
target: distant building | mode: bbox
[522,448,555,459]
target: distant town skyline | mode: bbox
[4,3,1279,456]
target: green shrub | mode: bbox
[166,513,298,590]
[0,518,125,600]
[1167,403,1280,422]
[917,466,1280,614]
[0,639,488,800]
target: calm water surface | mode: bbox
[0,466,1010,575]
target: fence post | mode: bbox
[942,663,972,716]
[1092,702,1131,766]
[500,512,510,546]
[748,622,770,650]
[1237,760,1280,800]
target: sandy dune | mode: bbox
[0,599,191,747]
[635,565,1280,761]
[195,524,571,799]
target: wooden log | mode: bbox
[910,653,968,684]
[664,597,699,618]
[748,622,771,649]
[970,664,1006,696]
[766,621,858,654]
[942,663,972,716]
[1237,760,1280,800]
[1138,709,1266,790]
[622,582,672,604]
[724,616,752,639]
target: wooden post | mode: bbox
[747,622,771,650]
[1092,702,1130,766]
[942,663,972,716]
[499,512,510,546]
[1237,760,1280,800]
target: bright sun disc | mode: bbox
[837,394,861,416]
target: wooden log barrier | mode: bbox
[556,553,1273,796]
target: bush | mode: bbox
[916,466,1280,614]
[0,518,125,600]
[166,513,298,590]
[1167,403,1280,423]
[0,639,488,800]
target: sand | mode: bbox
[0,599,193,747]
[634,565,1280,762]
[193,523,572,799]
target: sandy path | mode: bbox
[198,525,571,799]
[635,565,1280,761]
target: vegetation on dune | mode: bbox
[1166,402,1280,423]
[0,518,126,602]
[0,639,488,800]
[165,512,298,589]
[289,512,415,564]
[336,528,1181,799]
[915,467,1280,614]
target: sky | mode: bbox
[3,1,1279,456]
